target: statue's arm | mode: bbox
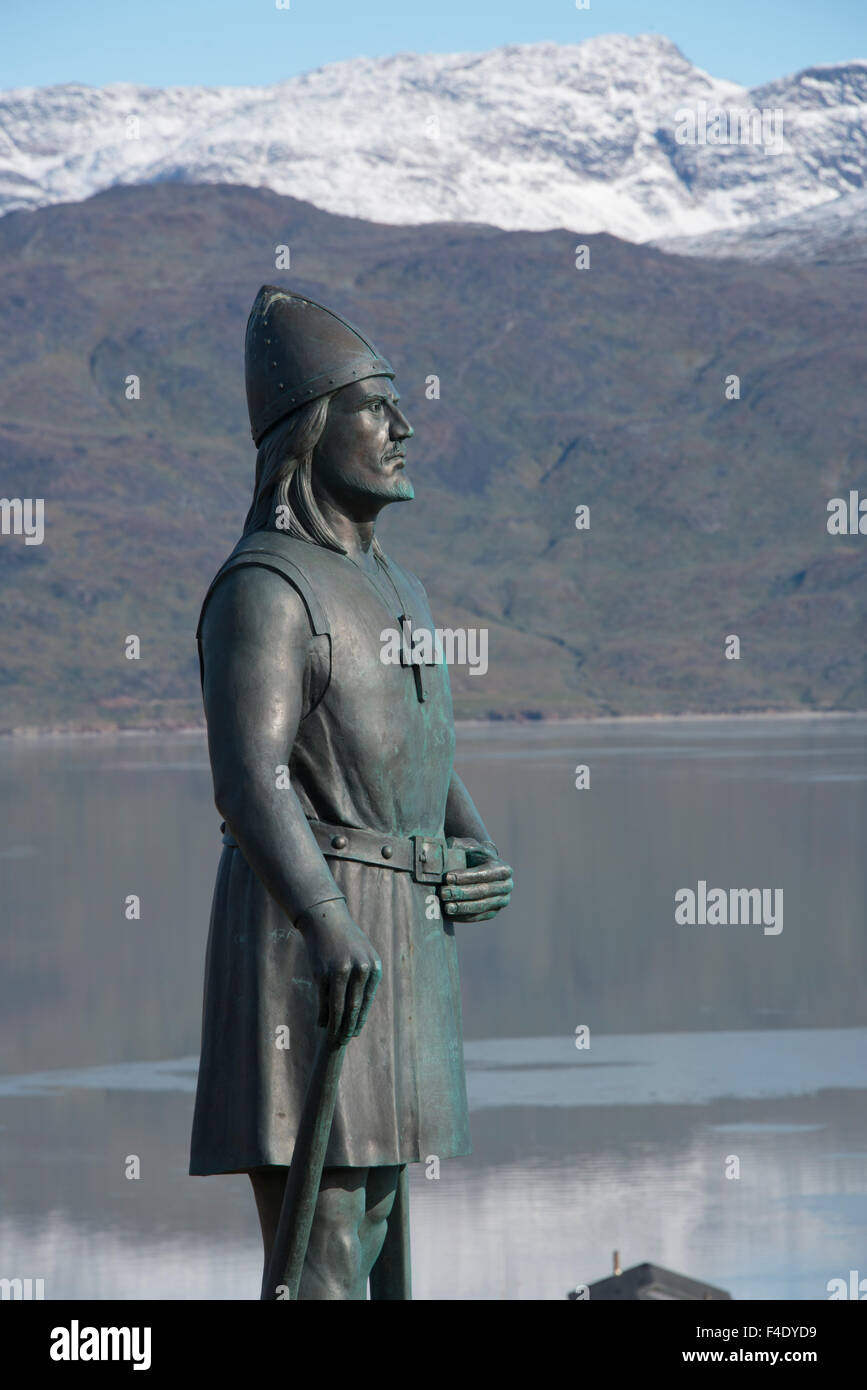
[440,770,514,924]
[396,560,513,921]
[200,565,381,1040]
[444,770,496,849]
[201,565,343,921]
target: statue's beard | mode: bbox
[309,448,416,513]
[350,458,414,503]
[377,472,414,502]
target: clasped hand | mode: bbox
[438,839,514,922]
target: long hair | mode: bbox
[241,394,385,561]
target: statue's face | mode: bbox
[312,376,414,512]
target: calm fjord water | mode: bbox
[0,716,864,1299]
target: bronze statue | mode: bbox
[189,286,513,1300]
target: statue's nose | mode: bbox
[393,410,413,439]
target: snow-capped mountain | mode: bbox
[1,33,866,244]
[653,188,867,262]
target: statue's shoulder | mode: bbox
[226,528,335,572]
[198,530,333,639]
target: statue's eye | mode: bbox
[369,400,383,412]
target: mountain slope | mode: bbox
[0,182,865,731]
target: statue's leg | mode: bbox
[248,1165,399,1300]
[368,1163,411,1300]
[248,1165,288,1299]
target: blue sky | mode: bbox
[1,0,865,91]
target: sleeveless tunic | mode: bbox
[189,529,471,1173]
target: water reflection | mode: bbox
[0,718,865,1299]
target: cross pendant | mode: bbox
[399,613,428,702]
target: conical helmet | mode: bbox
[245,285,395,445]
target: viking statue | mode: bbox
[189,286,513,1300]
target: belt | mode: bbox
[220,817,466,885]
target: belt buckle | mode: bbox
[412,835,445,883]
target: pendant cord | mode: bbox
[346,551,410,626]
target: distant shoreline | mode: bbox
[1,708,864,742]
